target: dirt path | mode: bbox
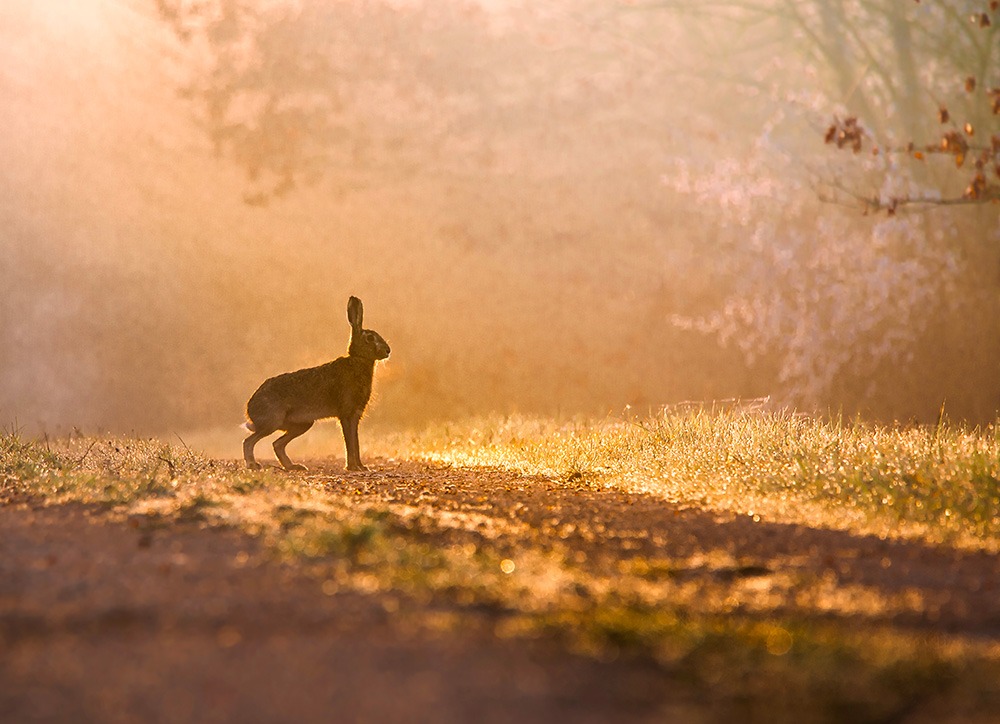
[0,501,679,724]
[306,459,1000,637]
[3,458,1000,723]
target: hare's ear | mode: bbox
[347,296,364,331]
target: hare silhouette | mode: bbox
[243,296,390,472]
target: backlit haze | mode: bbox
[2,0,998,437]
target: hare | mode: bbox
[243,296,390,472]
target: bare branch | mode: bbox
[819,178,1000,215]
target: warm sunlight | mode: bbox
[8,0,117,42]
[2,1,999,721]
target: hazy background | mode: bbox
[2,0,999,437]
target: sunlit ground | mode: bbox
[373,409,1000,550]
[185,408,1000,550]
[5,410,1000,720]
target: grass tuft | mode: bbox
[375,410,1000,547]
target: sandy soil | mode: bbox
[3,458,1000,723]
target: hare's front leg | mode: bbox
[342,414,367,472]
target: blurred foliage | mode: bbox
[147,0,1000,418]
[820,1,1000,210]
[1,0,998,435]
[154,0,686,204]
[156,0,1000,206]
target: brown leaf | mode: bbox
[965,122,975,136]
[942,131,968,155]
[913,151,924,160]
[939,106,950,123]
[965,173,987,199]
[956,152,966,168]
[824,116,865,152]
[965,76,977,92]
[990,89,1000,114]
[979,12,992,27]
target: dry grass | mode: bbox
[373,409,1000,549]
[5,412,1000,721]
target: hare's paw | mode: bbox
[284,463,309,473]
[347,463,369,473]
[246,461,262,471]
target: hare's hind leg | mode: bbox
[274,422,313,472]
[244,426,274,470]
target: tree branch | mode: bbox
[819,179,1000,215]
